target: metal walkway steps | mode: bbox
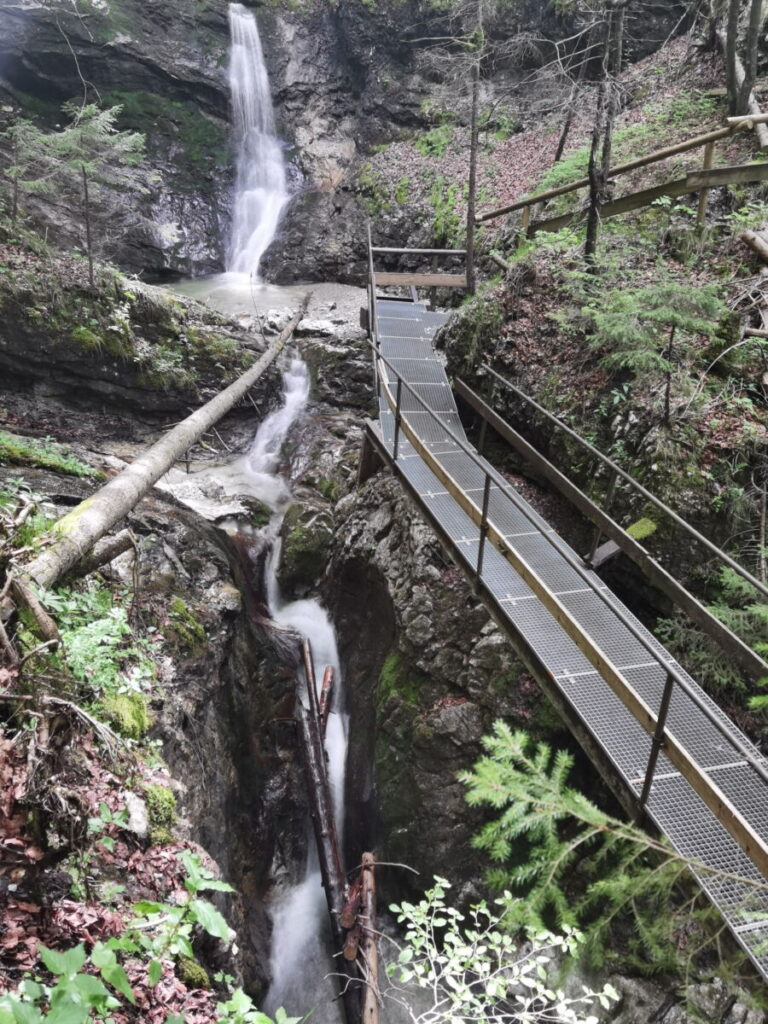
[371,296,768,977]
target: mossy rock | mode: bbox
[100,693,151,740]
[144,783,176,845]
[378,651,423,707]
[277,503,333,596]
[177,956,210,990]
[165,595,207,655]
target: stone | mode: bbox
[123,792,150,839]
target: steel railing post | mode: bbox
[474,474,492,593]
[636,672,676,820]
[587,467,619,566]
[393,378,403,461]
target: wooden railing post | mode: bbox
[697,141,716,226]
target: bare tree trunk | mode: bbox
[82,164,94,289]
[600,5,625,179]
[726,0,741,113]
[585,1,626,263]
[739,0,764,114]
[466,61,480,296]
[554,25,595,165]
[716,9,768,146]
[21,296,310,592]
[585,82,608,260]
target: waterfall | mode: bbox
[227,3,289,280]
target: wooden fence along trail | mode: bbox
[361,229,768,981]
[476,113,768,242]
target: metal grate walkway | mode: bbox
[371,296,768,977]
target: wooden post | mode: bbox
[519,205,531,247]
[319,667,334,738]
[359,853,379,1024]
[697,141,716,226]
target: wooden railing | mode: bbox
[476,113,768,235]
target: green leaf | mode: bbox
[189,899,230,941]
[90,943,115,970]
[9,1004,42,1024]
[148,959,163,986]
[39,944,87,977]
[101,963,136,1004]
[73,973,111,1002]
[132,900,164,915]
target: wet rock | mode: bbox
[277,498,333,598]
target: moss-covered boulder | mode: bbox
[276,500,333,598]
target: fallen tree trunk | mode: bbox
[21,296,310,593]
[740,229,768,265]
[68,530,135,580]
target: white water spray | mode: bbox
[227,3,289,280]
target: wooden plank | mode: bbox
[532,164,768,235]
[371,246,467,255]
[377,364,768,879]
[374,272,468,288]
[476,124,739,223]
[455,379,768,683]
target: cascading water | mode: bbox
[227,2,289,281]
[221,354,348,1023]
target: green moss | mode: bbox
[166,596,207,655]
[145,783,177,845]
[378,652,422,707]
[250,502,272,529]
[0,431,104,479]
[100,692,151,740]
[317,478,339,502]
[394,176,411,205]
[177,956,210,990]
[626,517,658,541]
[102,89,229,175]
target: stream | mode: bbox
[167,6,350,1019]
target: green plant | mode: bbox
[0,855,297,1023]
[657,567,768,697]
[585,281,725,426]
[386,877,618,1023]
[0,431,104,479]
[413,125,454,157]
[429,177,461,247]
[41,583,157,709]
[460,723,759,975]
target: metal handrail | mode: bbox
[368,336,768,791]
[483,364,768,604]
[370,331,768,876]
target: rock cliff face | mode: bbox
[0,0,232,277]
[0,0,690,281]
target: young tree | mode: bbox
[53,102,147,287]
[1,119,59,228]
[586,280,724,426]
[386,877,618,1024]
